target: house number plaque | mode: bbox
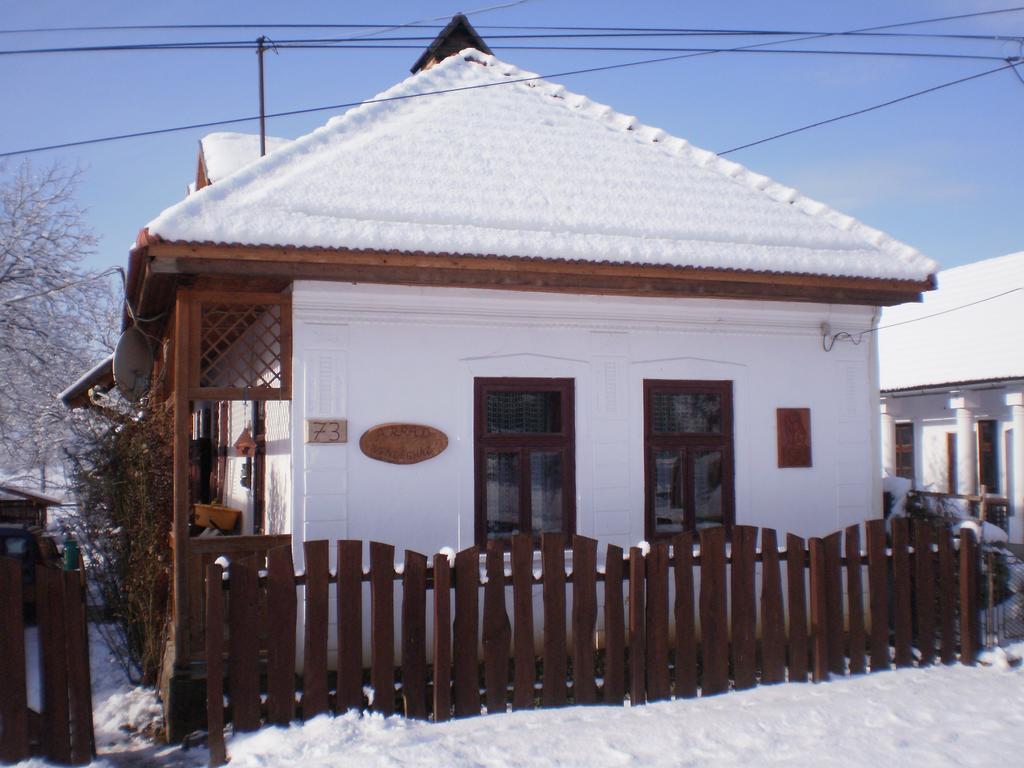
[305,419,348,444]
[359,423,448,465]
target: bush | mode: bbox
[68,402,173,685]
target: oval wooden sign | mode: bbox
[359,423,448,465]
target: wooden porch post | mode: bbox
[172,292,191,669]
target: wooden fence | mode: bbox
[0,558,94,765]
[204,518,980,766]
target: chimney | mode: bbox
[410,13,493,73]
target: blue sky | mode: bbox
[2,0,1022,273]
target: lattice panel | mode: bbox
[197,303,284,393]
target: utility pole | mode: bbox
[257,35,267,157]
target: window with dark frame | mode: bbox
[644,380,734,539]
[978,419,998,493]
[894,422,915,484]
[474,378,575,546]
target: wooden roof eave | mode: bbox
[139,239,934,308]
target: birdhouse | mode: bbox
[233,426,258,458]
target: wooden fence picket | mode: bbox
[785,534,809,683]
[482,541,510,714]
[759,529,786,685]
[603,544,626,705]
[844,525,866,675]
[542,534,568,708]
[645,541,671,701]
[914,521,936,666]
[402,550,428,720]
[228,557,261,731]
[808,538,829,683]
[453,546,480,717]
[628,546,646,705]
[699,527,728,696]
[336,540,364,712]
[432,552,452,722]
[370,542,396,716]
[62,570,93,765]
[39,566,71,763]
[205,564,227,767]
[865,519,890,672]
[937,525,957,665]
[823,532,845,676]
[510,535,535,710]
[891,519,913,668]
[303,540,329,719]
[672,533,698,698]
[959,527,979,665]
[731,525,758,690]
[0,557,29,763]
[571,535,598,705]
[266,546,296,725]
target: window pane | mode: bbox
[652,392,721,434]
[652,450,685,534]
[486,391,561,434]
[485,452,520,538]
[693,449,723,528]
[530,451,564,534]
[4,537,28,557]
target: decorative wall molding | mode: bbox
[293,282,873,338]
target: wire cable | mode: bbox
[719,61,1021,156]
[823,286,1024,350]
[3,5,1022,36]
[3,9,1020,157]
[5,40,1008,61]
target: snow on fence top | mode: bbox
[149,50,937,282]
[879,250,1024,390]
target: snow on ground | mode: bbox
[219,656,1024,768]
[16,633,1024,767]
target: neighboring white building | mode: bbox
[878,251,1024,543]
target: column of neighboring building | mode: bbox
[880,400,896,476]
[1007,390,1024,544]
[949,395,977,496]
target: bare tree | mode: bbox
[0,160,117,490]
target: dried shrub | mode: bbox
[68,402,173,685]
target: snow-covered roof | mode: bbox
[199,132,291,184]
[150,51,936,282]
[0,483,63,506]
[879,251,1024,391]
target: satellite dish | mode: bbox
[113,326,154,401]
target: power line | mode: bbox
[0,40,1009,63]
[718,61,1021,156]
[3,4,1023,36]
[3,7,1020,158]
[2,29,1024,52]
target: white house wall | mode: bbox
[288,282,881,572]
[221,399,291,535]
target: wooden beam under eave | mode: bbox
[171,294,191,670]
[148,252,929,306]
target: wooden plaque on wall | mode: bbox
[777,408,812,468]
[359,423,448,465]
